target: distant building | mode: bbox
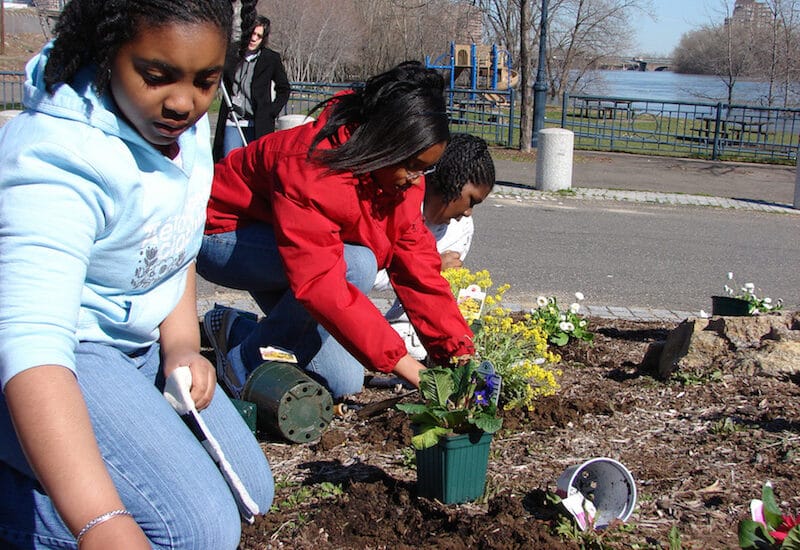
[726,0,775,30]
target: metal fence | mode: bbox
[3,70,798,164]
[560,93,800,164]
[0,71,25,111]
[282,82,516,146]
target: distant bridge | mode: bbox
[600,56,673,72]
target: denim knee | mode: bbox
[344,244,377,293]
[143,479,242,550]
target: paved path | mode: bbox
[198,151,799,322]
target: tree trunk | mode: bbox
[519,0,533,152]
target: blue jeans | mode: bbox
[197,223,377,398]
[0,342,274,549]
[222,125,256,157]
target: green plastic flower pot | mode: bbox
[711,295,751,316]
[415,431,492,504]
[241,361,333,443]
[229,398,257,436]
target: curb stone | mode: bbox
[197,287,699,324]
[492,185,800,214]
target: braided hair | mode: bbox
[428,134,495,204]
[43,0,257,94]
[236,1,263,58]
[308,61,450,175]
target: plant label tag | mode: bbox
[259,346,298,364]
[476,360,501,406]
[457,284,487,323]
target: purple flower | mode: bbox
[473,390,488,406]
[484,374,500,394]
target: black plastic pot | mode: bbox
[711,295,751,316]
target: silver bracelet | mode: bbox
[75,509,133,545]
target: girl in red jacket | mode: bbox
[199,62,474,398]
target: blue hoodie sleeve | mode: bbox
[0,127,114,388]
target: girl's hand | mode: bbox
[392,354,426,388]
[163,352,216,410]
[440,250,463,270]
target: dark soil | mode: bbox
[235,317,800,549]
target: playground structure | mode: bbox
[425,42,519,103]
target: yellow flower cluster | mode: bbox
[503,359,563,411]
[457,297,482,323]
[442,267,563,412]
[444,268,493,297]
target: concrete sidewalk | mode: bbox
[494,150,798,213]
[197,151,799,322]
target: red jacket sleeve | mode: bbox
[388,209,475,366]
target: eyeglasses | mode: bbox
[405,165,436,182]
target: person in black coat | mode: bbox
[213,15,290,161]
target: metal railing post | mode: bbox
[712,102,723,160]
[507,88,515,147]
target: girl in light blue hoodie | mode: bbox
[0,1,273,548]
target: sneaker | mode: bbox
[390,320,427,361]
[203,306,254,397]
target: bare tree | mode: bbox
[260,0,476,82]
[672,1,768,105]
[478,0,522,59]
[543,0,650,100]
[773,0,800,107]
[260,0,361,81]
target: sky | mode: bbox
[632,0,720,57]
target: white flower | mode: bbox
[724,285,733,295]
[533,357,546,365]
[569,302,581,314]
[699,309,710,318]
[579,320,587,327]
[536,295,548,307]
[744,283,755,292]
[560,314,567,321]
[574,291,585,301]
[559,321,575,332]
[727,272,734,280]
[763,297,772,304]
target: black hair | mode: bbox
[43,0,257,94]
[256,16,271,38]
[236,2,266,58]
[428,134,495,204]
[308,61,450,175]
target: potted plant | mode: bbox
[397,360,503,504]
[712,272,783,317]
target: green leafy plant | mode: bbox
[396,360,503,450]
[529,293,594,346]
[723,272,783,315]
[668,525,682,550]
[739,482,800,549]
[710,416,744,435]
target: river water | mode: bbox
[581,70,799,108]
